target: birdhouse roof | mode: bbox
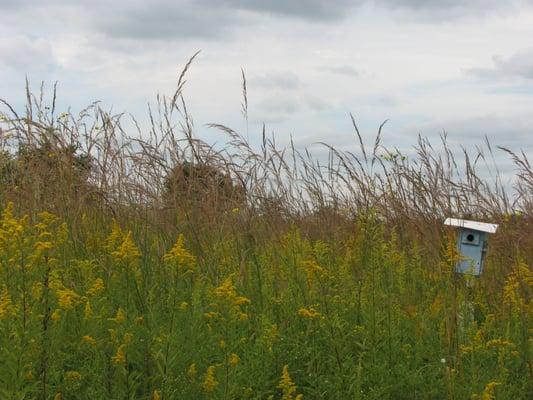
[444,218,499,234]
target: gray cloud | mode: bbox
[377,0,500,10]
[404,114,533,150]
[467,48,533,81]
[321,65,359,77]
[253,72,301,90]
[202,0,356,21]
[96,2,240,41]
[0,35,56,72]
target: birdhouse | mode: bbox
[444,218,499,276]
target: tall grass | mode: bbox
[0,58,531,399]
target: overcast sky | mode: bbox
[1,0,532,178]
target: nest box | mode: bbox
[444,218,499,276]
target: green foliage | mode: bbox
[0,205,531,399]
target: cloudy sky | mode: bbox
[1,0,532,176]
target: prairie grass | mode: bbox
[0,60,531,399]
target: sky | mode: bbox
[1,0,532,181]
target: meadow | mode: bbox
[0,68,531,399]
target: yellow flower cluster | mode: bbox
[187,363,197,379]
[214,277,250,307]
[112,231,141,265]
[297,306,322,320]
[111,344,127,365]
[82,335,97,347]
[301,259,327,288]
[56,288,81,310]
[278,365,303,400]
[86,277,105,297]
[163,233,196,274]
[205,277,251,322]
[202,365,218,393]
[0,286,16,319]
[105,220,124,252]
[229,353,240,367]
[109,307,127,324]
[471,381,501,400]
[502,261,532,312]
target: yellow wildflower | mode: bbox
[108,329,117,342]
[111,344,126,365]
[297,307,322,320]
[503,262,532,312]
[0,286,13,319]
[65,370,81,383]
[56,288,80,310]
[187,363,197,379]
[163,234,196,273]
[86,277,105,297]
[31,282,43,301]
[202,366,218,393]
[278,365,302,400]
[237,312,249,321]
[51,309,61,323]
[472,381,501,400]
[82,335,97,347]
[84,301,93,319]
[301,259,326,287]
[204,311,219,320]
[123,332,133,344]
[214,277,251,307]
[151,390,161,400]
[229,353,240,368]
[110,308,126,324]
[112,231,141,264]
[105,220,124,252]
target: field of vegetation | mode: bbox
[0,65,531,399]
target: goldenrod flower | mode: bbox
[86,277,105,297]
[105,220,124,252]
[0,286,13,319]
[65,370,82,382]
[111,344,126,365]
[84,301,93,319]
[51,309,61,323]
[229,353,240,367]
[472,381,501,400]
[278,365,302,400]
[202,366,218,393]
[82,335,97,347]
[214,277,251,307]
[163,234,196,273]
[56,288,81,310]
[110,307,126,324]
[297,307,322,320]
[187,363,197,379]
[301,259,326,287]
[123,332,133,344]
[112,231,141,264]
